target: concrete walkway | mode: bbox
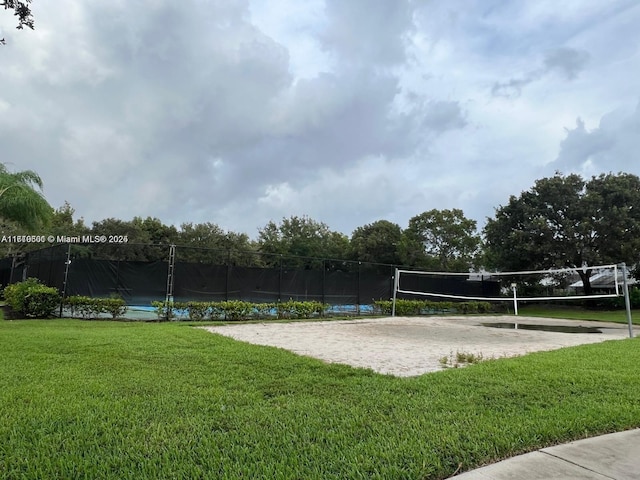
[451,428,640,479]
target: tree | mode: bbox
[586,173,640,266]
[257,215,349,268]
[132,216,178,245]
[483,172,640,293]
[88,217,147,260]
[51,201,88,236]
[131,216,179,260]
[0,163,52,230]
[349,220,403,265]
[404,209,481,272]
[177,222,256,265]
[1,0,34,43]
[86,216,180,261]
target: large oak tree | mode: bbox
[483,172,640,293]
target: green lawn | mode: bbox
[518,304,639,324]
[1,318,640,479]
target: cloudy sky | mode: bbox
[1,0,639,238]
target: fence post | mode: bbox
[391,267,398,317]
[278,254,283,303]
[58,243,72,317]
[621,263,634,338]
[357,262,361,315]
[9,253,22,284]
[47,245,55,286]
[225,248,231,301]
[21,251,28,281]
[322,259,326,306]
[390,265,395,303]
[164,244,176,321]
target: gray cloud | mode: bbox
[421,101,467,133]
[320,0,414,67]
[491,77,537,99]
[544,47,591,80]
[553,104,640,174]
[492,47,590,98]
[0,1,638,238]
[0,0,425,229]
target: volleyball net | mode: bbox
[391,263,637,321]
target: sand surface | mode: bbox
[201,316,635,376]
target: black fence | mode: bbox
[0,243,500,310]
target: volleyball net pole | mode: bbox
[391,268,399,317]
[622,263,634,338]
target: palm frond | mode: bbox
[0,164,52,231]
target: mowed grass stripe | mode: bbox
[1,319,639,479]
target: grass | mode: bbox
[518,304,639,324]
[439,350,487,369]
[1,317,640,479]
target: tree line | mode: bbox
[1,165,640,283]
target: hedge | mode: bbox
[63,295,128,319]
[588,287,640,310]
[373,299,496,316]
[145,298,494,322]
[3,278,61,318]
[150,300,330,322]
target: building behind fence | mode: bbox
[0,243,500,314]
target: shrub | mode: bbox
[278,299,328,319]
[311,300,329,317]
[458,302,478,314]
[373,300,393,315]
[424,300,454,313]
[3,278,61,318]
[276,300,295,319]
[151,300,175,321]
[24,289,61,318]
[220,300,253,321]
[64,295,99,319]
[63,296,128,319]
[292,300,316,319]
[102,297,128,319]
[394,299,424,316]
[476,302,493,313]
[209,302,224,320]
[185,301,211,321]
[372,299,422,316]
[592,287,640,310]
[254,302,276,319]
[373,298,496,316]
